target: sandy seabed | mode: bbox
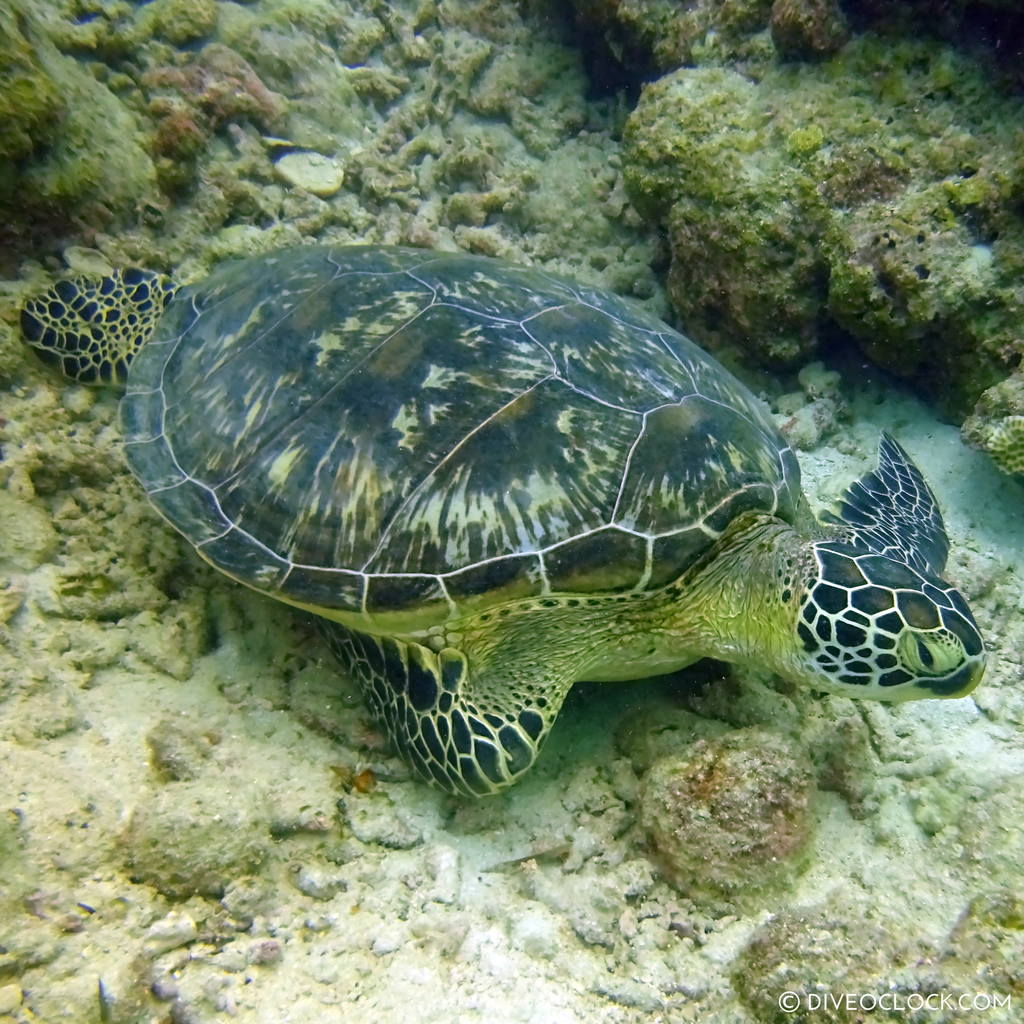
[1,352,1022,1023]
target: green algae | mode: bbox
[623,35,1024,419]
[141,0,219,46]
[0,7,62,168]
[641,728,815,910]
[0,5,156,243]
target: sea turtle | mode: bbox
[21,245,986,796]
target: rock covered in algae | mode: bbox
[770,0,848,60]
[119,780,270,899]
[962,373,1024,476]
[624,64,829,366]
[623,36,1024,418]
[731,902,918,1023]
[570,0,1024,75]
[639,728,815,907]
[734,891,1024,1022]
[0,7,62,169]
[142,0,220,46]
[984,417,1024,476]
[936,889,1024,1000]
[0,6,156,247]
[567,0,776,73]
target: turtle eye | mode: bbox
[899,631,961,675]
[916,638,933,668]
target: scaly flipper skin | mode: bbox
[822,433,949,576]
[21,270,177,385]
[323,623,570,796]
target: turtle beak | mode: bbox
[914,652,987,699]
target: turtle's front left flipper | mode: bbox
[321,623,571,797]
[823,433,949,576]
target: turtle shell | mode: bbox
[120,245,803,632]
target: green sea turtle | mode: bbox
[21,245,986,796]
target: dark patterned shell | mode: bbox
[120,246,803,632]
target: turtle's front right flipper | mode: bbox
[321,623,570,797]
[21,269,177,386]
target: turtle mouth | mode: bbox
[913,654,987,698]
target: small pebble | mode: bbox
[146,719,211,781]
[371,926,405,956]
[249,939,283,965]
[150,977,179,1002]
[0,984,22,1015]
[212,950,247,973]
[293,865,346,901]
[145,911,198,954]
[510,909,560,958]
[57,912,86,933]
[423,844,461,905]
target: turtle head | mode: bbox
[21,269,177,386]
[791,540,986,701]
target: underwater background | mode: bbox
[0,0,1023,1020]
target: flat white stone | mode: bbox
[63,246,114,276]
[144,910,198,953]
[274,151,345,197]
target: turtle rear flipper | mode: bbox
[21,269,176,386]
[823,433,949,576]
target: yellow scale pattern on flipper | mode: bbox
[20,269,176,385]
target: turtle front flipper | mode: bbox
[322,624,569,797]
[21,269,177,386]
[822,433,949,576]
